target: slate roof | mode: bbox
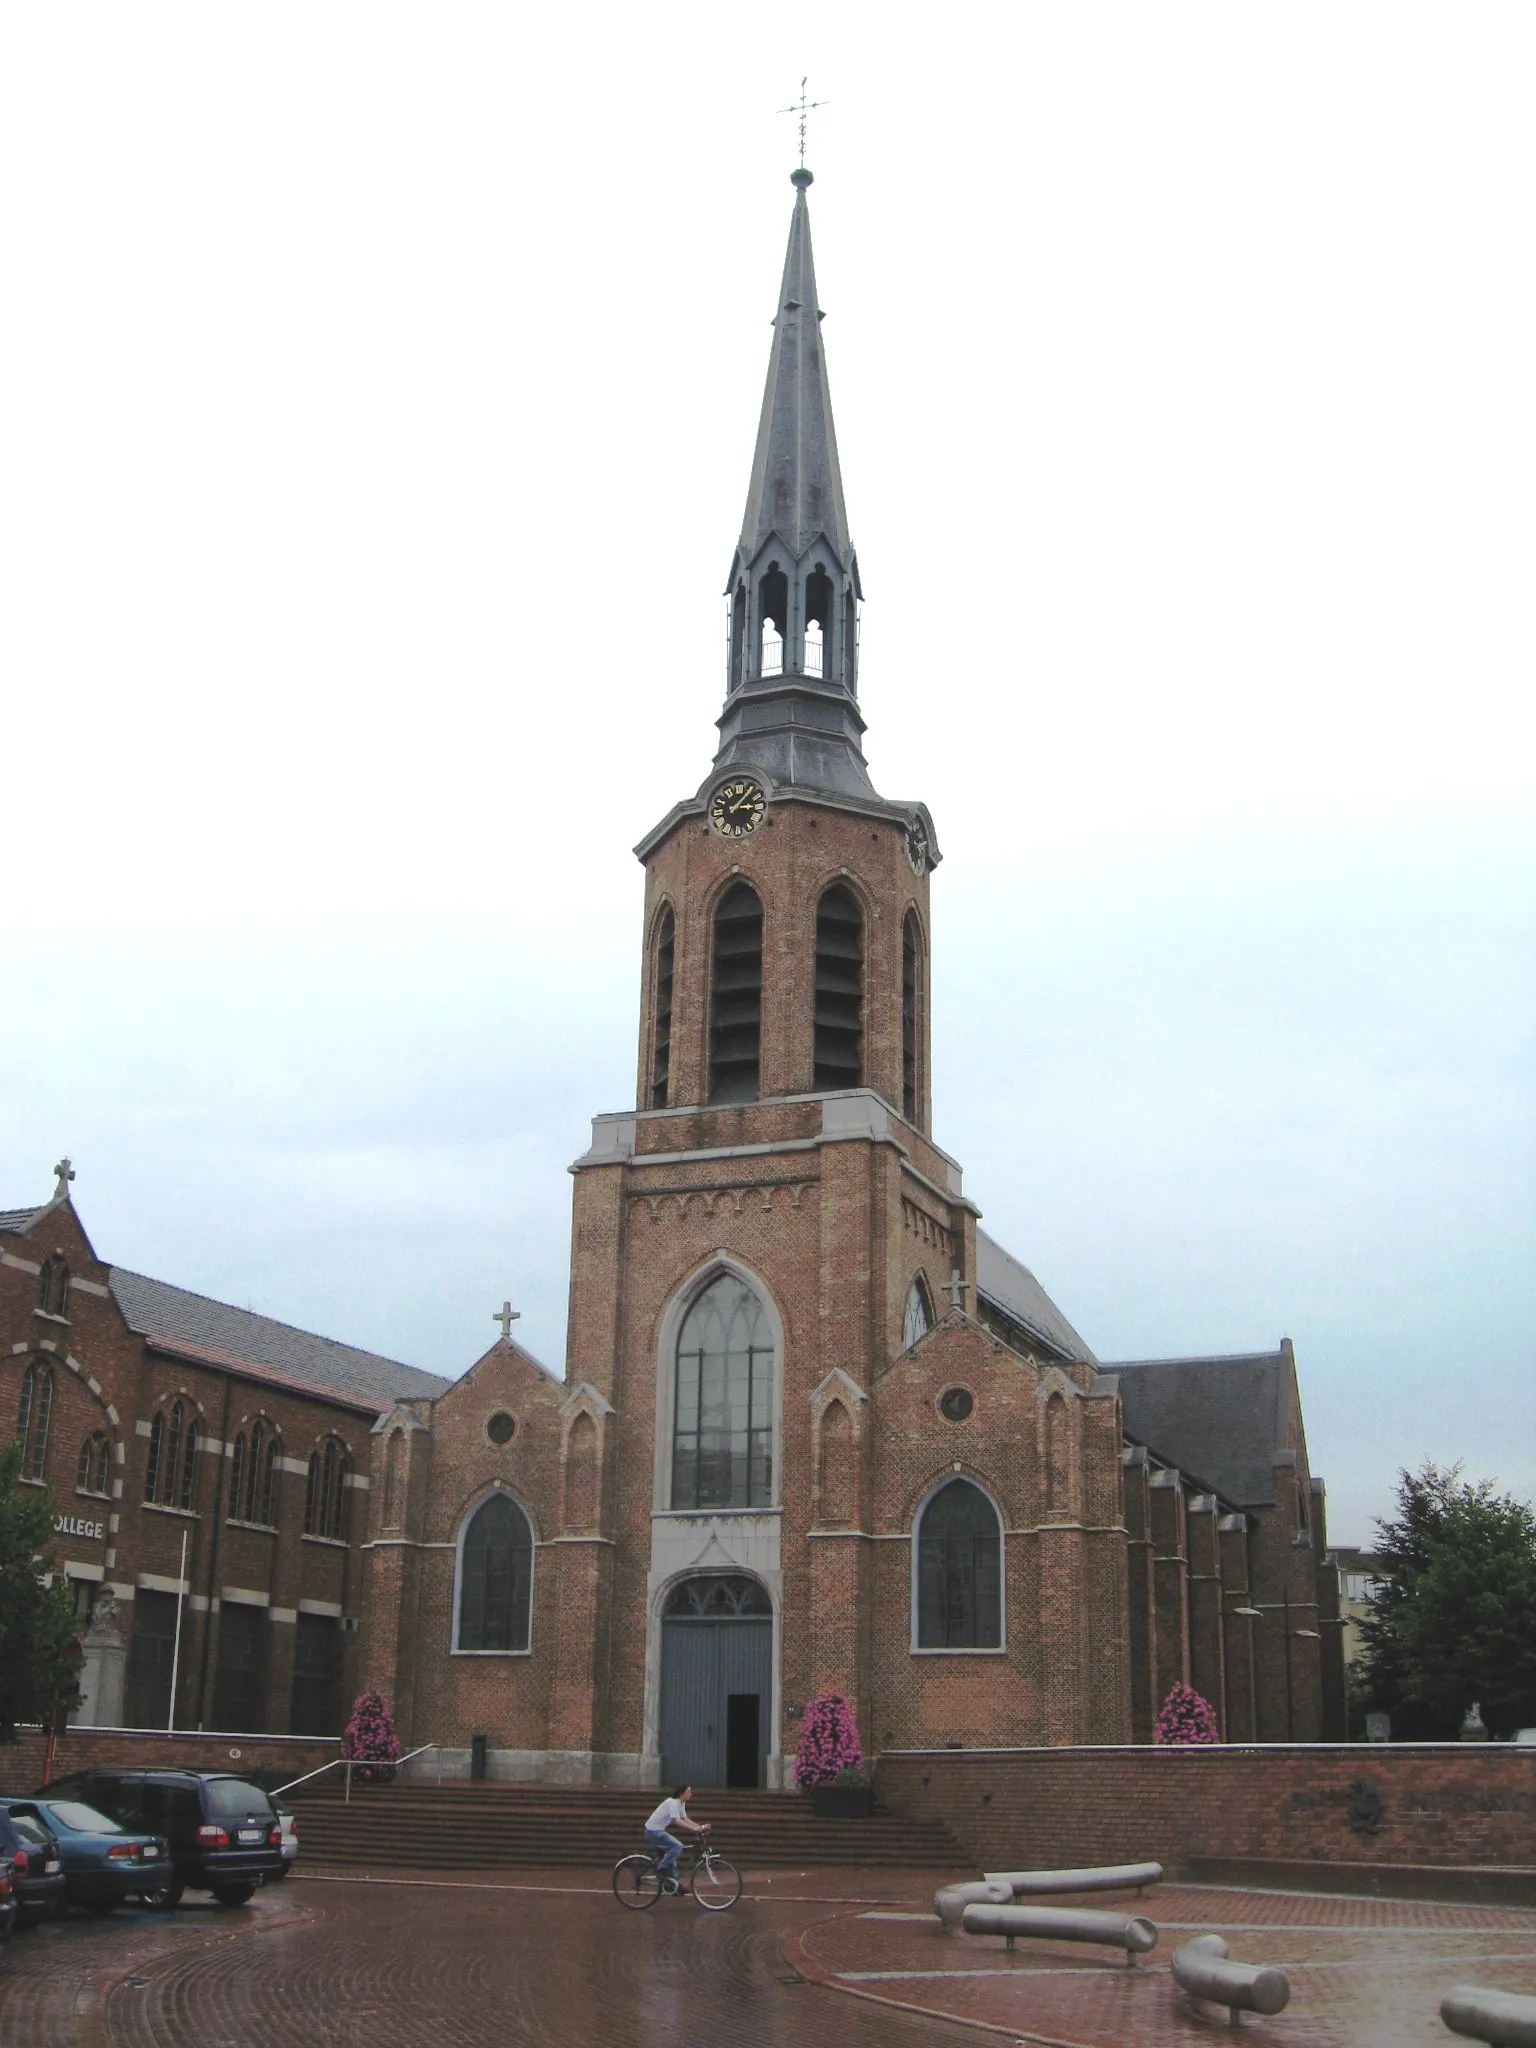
[1104,1350,1288,1508]
[974,1229,1098,1365]
[108,1267,452,1411]
[0,1206,43,1234]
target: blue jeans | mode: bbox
[646,1827,682,1881]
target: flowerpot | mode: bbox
[809,1784,874,1819]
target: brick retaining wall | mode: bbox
[0,1727,339,1792]
[874,1745,1536,1874]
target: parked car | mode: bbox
[43,1771,282,1908]
[2,1799,173,1915]
[270,1799,298,1879]
[0,1805,67,1925]
[0,1856,16,1945]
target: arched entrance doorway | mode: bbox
[659,1574,772,1788]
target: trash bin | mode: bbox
[470,1733,488,1781]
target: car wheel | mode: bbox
[86,1900,118,1917]
[140,1882,185,1911]
[210,1883,255,1907]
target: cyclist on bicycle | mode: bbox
[643,1784,708,1893]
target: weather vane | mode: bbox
[778,77,828,167]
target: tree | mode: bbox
[794,1692,864,1788]
[0,1439,83,1742]
[341,1690,401,1783]
[1358,1462,1536,1740]
[1154,1682,1220,1745]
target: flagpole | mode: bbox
[167,1528,188,1733]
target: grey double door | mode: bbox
[659,1617,771,1788]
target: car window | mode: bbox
[204,1780,274,1821]
[11,1819,50,1848]
[43,1801,123,1834]
[140,1784,201,1822]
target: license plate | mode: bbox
[237,1828,263,1843]
[46,1861,60,1874]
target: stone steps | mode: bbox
[288,1782,967,1870]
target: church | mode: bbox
[3,169,1342,1780]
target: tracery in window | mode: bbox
[650,906,675,1110]
[813,883,863,1090]
[142,1399,198,1509]
[229,1421,280,1525]
[708,883,763,1104]
[16,1363,53,1481]
[671,1273,773,1511]
[457,1493,533,1651]
[663,1573,771,1618]
[304,1436,349,1541]
[915,1478,1002,1650]
[902,1275,934,1351]
[76,1430,111,1497]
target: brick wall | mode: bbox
[875,1744,1536,1873]
[0,1726,339,1791]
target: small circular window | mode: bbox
[486,1411,517,1446]
[939,1387,974,1423]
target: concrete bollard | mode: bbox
[961,1901,1159,1968]
[1442,1985,1536,2046]
[934,1880,1012,1931]
[984,1862,1164,1899]
[1172,1934,1290,2025]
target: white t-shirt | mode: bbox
[646,1797,687,1833]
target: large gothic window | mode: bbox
[709,883,763,1103]
[16,1362,54,1481]
[902,912,923,1122]
[813,883,863,1090]
[915,1478,1003,1649]
[902,1275,934,1351]
[671,1274,774,1510]
[456,1493,534,1652]
[650,906,675,1110]
[304,1436,349,1541]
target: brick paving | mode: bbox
[2,1869,1534,2046]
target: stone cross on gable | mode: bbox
[493,1300,521,1342]
[946,1269,967,1313]
[54,1158,76,1198]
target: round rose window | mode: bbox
[939,1387,974,1423]
[486,1411,517,1445]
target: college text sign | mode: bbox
[54,1513,106,1541]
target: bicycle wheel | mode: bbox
[612,1854,664,1910]
[690,1852,742,1911]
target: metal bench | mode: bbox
[984,1861,1163,1898]
[961,1901,1159,1967]
[934,1880,1013,1931]
[1442,1986,1536,2047]
[1172,1934,1291,2026]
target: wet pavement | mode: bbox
[1,1867,1533,2046]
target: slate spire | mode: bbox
[713,169,875,800]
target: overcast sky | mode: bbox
[2,5,1531,1546]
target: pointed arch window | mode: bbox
[77,1429,111,1497]
[650,906,675,1110]
[902,912,922,1122]
[709,882,763,1103]
[382,1430,403,1529]
[143,1410,164,1502]
[915,1478,1003,1649]
[805,567,833,679]
[813,883,863,1090]
[672,1273,774,1510]
[305,1435,349,1541]
[36,1252,70,1318]
[142,1399,198,1508]
[759,566,787,677]
[456,1493,534,1652]
[902,1275,934,1351]
[229,1422,280,1525]
[16,1362,54,1481]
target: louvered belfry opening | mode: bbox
[709,882,764,1103]
[814,883,864,1090]
[902,911,920,1120]
[651,907,675,1109]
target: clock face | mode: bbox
[709,778,766,839]
[906,818,930,874]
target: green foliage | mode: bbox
[1358,1462,1536,1740]
[0,1439,83,1742]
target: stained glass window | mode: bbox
[672,1274,773,1510]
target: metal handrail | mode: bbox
[274,1742,444,1801]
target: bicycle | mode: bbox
[611,1829,742,1912]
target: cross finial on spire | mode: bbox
[53,1158,76,1199]
[946,1269,967,1313]
[494,1300,521,1342]
[778,77,828,170]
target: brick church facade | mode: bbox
[4,170,1343,1775]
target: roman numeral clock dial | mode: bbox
[709,778,766,839]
